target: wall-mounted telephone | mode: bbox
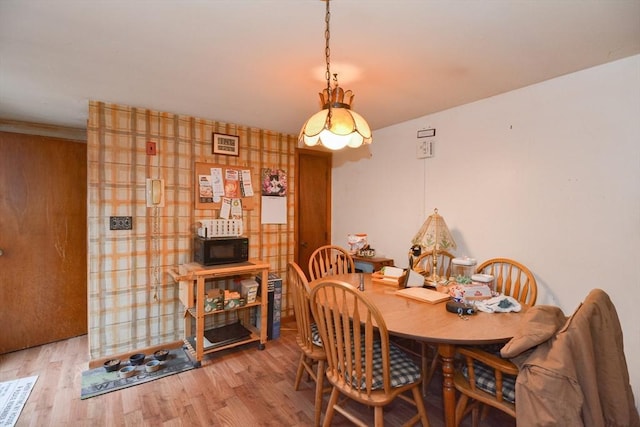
[146,178,165,207]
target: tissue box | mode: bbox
[240,279,259,303]
[224,290,241,309]
[204,289,224,313]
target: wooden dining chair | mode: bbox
[453,347,519,426]
[411,250,455,281]
[399,250,456,394]
[308,245,355,281]
[288,262,328,427]
[475,257,537,306]
[453,258,538,426]
[309,280,430,427]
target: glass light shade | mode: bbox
[299,107,372,150]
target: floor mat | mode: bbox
[80,347,195,400]
[203,322,251,348]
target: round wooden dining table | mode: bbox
[310,273,528,427]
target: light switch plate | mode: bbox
[417,140,434,158]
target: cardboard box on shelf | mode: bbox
[240,279,259,303]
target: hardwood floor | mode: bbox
[0,320,515,426]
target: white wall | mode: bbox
[332,54,640,404]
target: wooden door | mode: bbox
[0,131,87,354]
[295,149,332,279]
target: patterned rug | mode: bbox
[81,347,195,400]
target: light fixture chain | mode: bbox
[324,0,332,125]
[298,0,372,149]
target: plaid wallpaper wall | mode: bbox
[87,101,296,359]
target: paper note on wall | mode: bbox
[231,198,243,219]
[210,168,224,202]
[198,175,214,203]
[224,169,240,198]
[240,170,254,197]
[220,198,232,219]
[261,196,287,224]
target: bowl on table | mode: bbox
[103,359,121,372]
[129,353,146,366]
[145,360,162,373]
[153,349,169,361]
[118,366,136,378]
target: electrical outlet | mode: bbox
[417,139,434,158]
[110,216,133,230]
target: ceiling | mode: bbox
[1,1,639,137]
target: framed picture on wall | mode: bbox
[212,133,239,156]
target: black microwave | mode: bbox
[193,236,249,266]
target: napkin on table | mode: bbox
[474,295,522,313]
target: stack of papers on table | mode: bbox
[396,287,450,304]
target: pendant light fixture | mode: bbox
[298,0,372,150]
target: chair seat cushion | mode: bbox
[348,341,421,391]
[310,322,323,346]
[462,361,516,403]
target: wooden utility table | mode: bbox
[310,273,528,427]
[169,260,270,365]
